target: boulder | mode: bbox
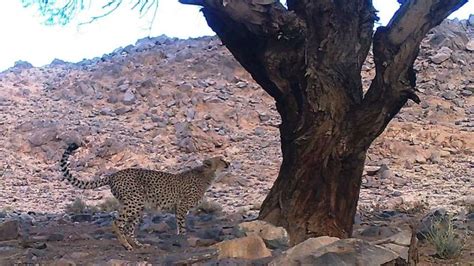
[236,220,289,249]
[428,20,469,50]
[28,127,58,147]
[270,238,402,266]
[430,47,452,64]
[213,235,272,260]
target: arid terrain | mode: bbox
[0,18,473,265]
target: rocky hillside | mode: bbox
[0,17,473,265]
[1,19,472,215]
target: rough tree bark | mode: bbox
[180,0,467,245]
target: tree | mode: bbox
[23,0,468,245]
[178,0,467,245]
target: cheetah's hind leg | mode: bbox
[122,200,150,249]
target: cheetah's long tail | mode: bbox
[60,143,110,189]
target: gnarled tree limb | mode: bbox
[180,0,307,101]
[354,0,467,150]
[179,0,305,37]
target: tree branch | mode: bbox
[354,0,467,149]
[179,0,305,37]
[180,0,307,100]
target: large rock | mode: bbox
[213,235,272,260]
[430,46,452,64]
[0,220,20,241]
[469,14,474,27]
[271,236,339,264]
[236,220,289,249]
[28,127,58,147]
[466,40,474,52]
[270,237,403,266]
[175,122,224,153]
[428,20,469,50]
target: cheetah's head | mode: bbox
[202,156,230,177]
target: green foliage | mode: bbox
[424,215,464,260]
[21,0,159,26]
[21,0,87,25]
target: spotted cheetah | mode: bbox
[59,143,229,250]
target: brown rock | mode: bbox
[237,220,289,249]
[213,235,272,260]
[28,128,58,147]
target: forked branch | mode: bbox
[355,0,467,149]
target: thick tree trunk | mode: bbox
[260,101,367,244]
[180,0,467,245]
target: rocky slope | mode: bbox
[0,17,473,264]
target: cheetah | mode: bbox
[59,143,229,250]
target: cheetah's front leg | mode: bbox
[175,204,188,235]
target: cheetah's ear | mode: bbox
[203,159,212,169]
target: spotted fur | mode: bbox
[59,143,229,250]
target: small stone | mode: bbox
[461,90,472,97]
[122,89,136,105]
[380,169,392,179]
[254,127,265,136]
[428,151,441,164]
[466,40,474,52]
[69,252,89,259]
[179,83,193,92]
[441,91,456,100]
[258,113,271,122]
[469,14,474,26]
[236,81,248,88]
[114,106,133,115]
[414,154,427,164]
[107,94,118,104]
[421,102,430,109]
[99,107,113,116]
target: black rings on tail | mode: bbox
[59,143,110,189]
